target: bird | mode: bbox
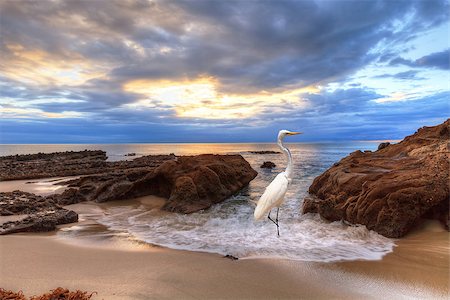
[254,130,302,236]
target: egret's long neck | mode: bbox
[277,135,294,179]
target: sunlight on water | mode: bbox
[48,142,396,261]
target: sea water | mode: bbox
[1,143,395,261]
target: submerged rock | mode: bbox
[303,119,449,238]
[260,161,276,169]
[249,150,281,154]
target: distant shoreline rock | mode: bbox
[303,119,449,238]
[0,150,175,181]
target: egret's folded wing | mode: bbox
[254,173,288,220]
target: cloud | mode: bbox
[389,49,450,70]
[0,0,449,143]
[373,70,425,80]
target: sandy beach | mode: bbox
[1,219,448,300]
[1,174,449,299]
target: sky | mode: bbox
[0,0,449,143]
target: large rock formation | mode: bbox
[303,119,449,238]
[57,154,258,214]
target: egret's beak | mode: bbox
[287,131,303,135]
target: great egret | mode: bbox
[254,130,302,236]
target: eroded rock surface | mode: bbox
[0,191,78,235]
[303,120,449,238]
[57,154,258,213]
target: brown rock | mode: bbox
[0,191,78,235]
[303,119,449,238]
[249,150,281,154]
[260,161,276,169]
[56,154,258,214]
[0,150,175,181]
[377,142,390,150]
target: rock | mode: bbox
[55,154,258,214]
[0,151,175,181]
[260,161,276,169]
[249,150,281,154]
[0,191,78,235]
[303,119,449,238]
[0,153,257,234]
[377,142,390,150]
[0,190,59,215]
[125,152,136,156]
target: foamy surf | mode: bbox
[56,142,395,262]
[59,194,395,262]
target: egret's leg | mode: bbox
[276,207,280,237]
[267,209,280,237]
[268,210,276,225]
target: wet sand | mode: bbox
[0,221,448,300]
[0,176,77,196]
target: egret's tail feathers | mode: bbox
[253,202,266,220]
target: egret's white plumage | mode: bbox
[253,130,301,235]
[254,172,288,220]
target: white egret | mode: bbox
[254,130,302,236]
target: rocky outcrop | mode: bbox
[56,154,258,214]
[260,161,276,169]
[0,152,257,234]
[0,191,78,235]
[0,150,175,180]
[303,119,449,238]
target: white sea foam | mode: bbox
[92,196,395,262]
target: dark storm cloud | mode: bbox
[389,49,450,70]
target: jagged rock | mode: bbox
[0,210,78,235]
[0,191,78,235]
[260,161,276,169]
[56,154,258,214]
[303,119,449,238]
[0,190,59,215]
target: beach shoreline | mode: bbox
[1,219,448,300]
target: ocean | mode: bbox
[1,143,395,261]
